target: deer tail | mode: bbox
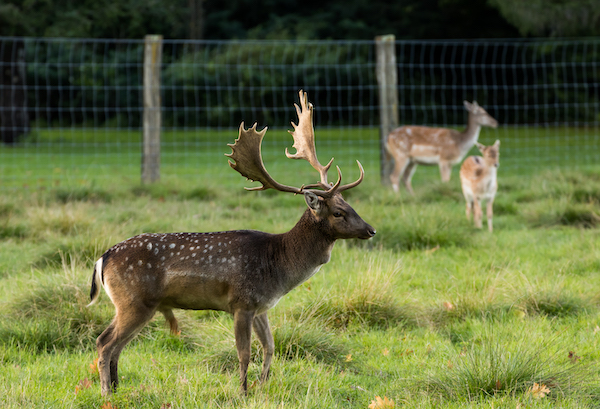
[87,257,104,307]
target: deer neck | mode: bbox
[459,114,483,146]
[276,209,336,292]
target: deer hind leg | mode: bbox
[252,313,274,384]
[96,306,156,396]
[486,198,494,232]
[389,154,410,194]
[234,309,255,395]
[160,308,179,335]
[402,162,417,195]
[439,161,452,182]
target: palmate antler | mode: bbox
[226,90,364,198]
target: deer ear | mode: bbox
[494,139,500,147]
[463,100,472,111]
[304,191,322,213]
[476,142,485,152]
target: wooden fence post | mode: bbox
[375,34,398,185]
[142,35,163,184]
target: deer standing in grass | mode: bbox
[88,90,375,396]
[459,140,500,232]
[385,101,498,194]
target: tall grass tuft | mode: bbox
[273,321,349,365]
[371,204,472,251]
[425,323,596,402]
[0,250,107,352]
[33,238,105,269]
[53,186,113,204]
[516,290,588,318]
[292,265,414,330]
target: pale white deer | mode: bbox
[385,101,498,194]
[459,140,500,232]
[87,90,375,396]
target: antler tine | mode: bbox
[285,90,334,185]
[226,122,302,194]
[337,161,365,193]
[305,161,364,197]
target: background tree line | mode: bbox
[0,0,599,143]
[1,0,599,40]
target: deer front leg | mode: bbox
[234,309,255,395]
[465,200,473,221]
[473,199,483,229]
[439,161,452,182]
[486,198,494,232]
[253,313,274,384]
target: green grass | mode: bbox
[1,135,600,407]
[1,125,599,191]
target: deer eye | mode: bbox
[333,212,343,218]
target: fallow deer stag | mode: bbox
[459,140,500,232]
[88,90,375,396]
[385,101,498,194]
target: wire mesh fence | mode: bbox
[0,37,599,192]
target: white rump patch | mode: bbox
[96,257,114,303]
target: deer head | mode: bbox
[464,100,498,129]
[226,90,374,240]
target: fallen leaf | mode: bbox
[345,353,353,362]
[495,379,501,390]
[75,378,92,395]
[101,402,118,409]
[568,351,581,363]
[160,404,172,409]
[382,348,389,356]
[368,395,395,409]
[89,358,99,375]
[527,383,550,399]
[443,302,454,311]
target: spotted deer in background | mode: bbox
[88,90,376,396]
[459,140,500,232]
[385,101,498,194]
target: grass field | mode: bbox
[1,126,600,408]
[1,124,599,191]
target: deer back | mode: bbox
[386,101,498,164]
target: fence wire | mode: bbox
[0,37,599,191]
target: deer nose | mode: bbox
[367,227,376,237]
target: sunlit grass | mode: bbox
[0,165,600,407]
